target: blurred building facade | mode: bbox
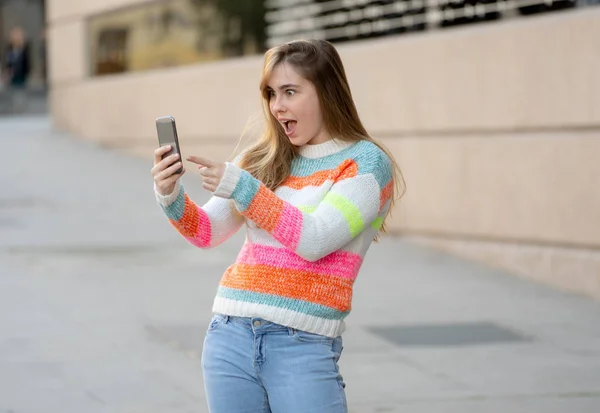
[47,0,600,298]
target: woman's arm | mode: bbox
[152,146,244,249]
[155,183,245,249]
[205,153,393,261]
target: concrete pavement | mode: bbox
[1,115,600,412]
[0,87,48,116]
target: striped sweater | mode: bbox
[155,139,393,337]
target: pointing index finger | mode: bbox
[187,156,215,167]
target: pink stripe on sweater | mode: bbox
[273,203,303,251]
[185,208,212,248]
[237,243,363,280]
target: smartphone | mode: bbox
[156,116,183,174]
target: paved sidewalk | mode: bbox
[1,116,599,413]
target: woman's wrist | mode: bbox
[154,181,180,207]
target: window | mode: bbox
[88,0,266,76]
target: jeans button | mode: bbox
[253,320,261,327]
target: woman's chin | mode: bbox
[288,136,306,146]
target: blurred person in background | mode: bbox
[152,39,405,413]
[2,26,31,113]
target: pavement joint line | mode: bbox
[84,390,107,405]
[0,197,54,209]
[382,391,600,405]
[2,244,178,255]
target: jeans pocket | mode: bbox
[292,329,335,345]
[207,314,227,332]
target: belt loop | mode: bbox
[287,327,296,336]
[224,315,230,324]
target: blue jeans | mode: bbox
[201,314,347,413]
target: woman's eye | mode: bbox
[286,89,295,96]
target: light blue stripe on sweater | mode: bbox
[292,140,392,188]
[163,184,186,221]
[354,143,393,189]
[231,170,261,211]
[217,287,349,320]
[291,141,364,177]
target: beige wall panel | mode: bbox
[50,83,87,134]
[58,57,265,142]
[408,235,600,300]
[382,132,600,246]
[339,9,600,133]
[47,20,86,83]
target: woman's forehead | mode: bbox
[267,63,305,87]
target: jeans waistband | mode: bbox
[216,314,295,334]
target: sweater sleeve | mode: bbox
[215,153,394,262]
[155,182,245,249]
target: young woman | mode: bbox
[152,39,404,413]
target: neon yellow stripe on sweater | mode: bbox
[323,193,364,237]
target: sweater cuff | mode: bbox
[154,182,181,207]
[213,162,242,199]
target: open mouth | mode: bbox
[282,120,297,136]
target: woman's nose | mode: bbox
[271,96,285,113]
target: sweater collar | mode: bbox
[297,139,355,159]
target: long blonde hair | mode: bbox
[239,39,405,235]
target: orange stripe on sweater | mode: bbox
[246,185,285,232]
[380,180,394,211]
[282,159,358,190]
[220,263,353,312]
[170,194,199,238]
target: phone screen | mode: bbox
[156,117,183,174]
[157,121,177,158]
